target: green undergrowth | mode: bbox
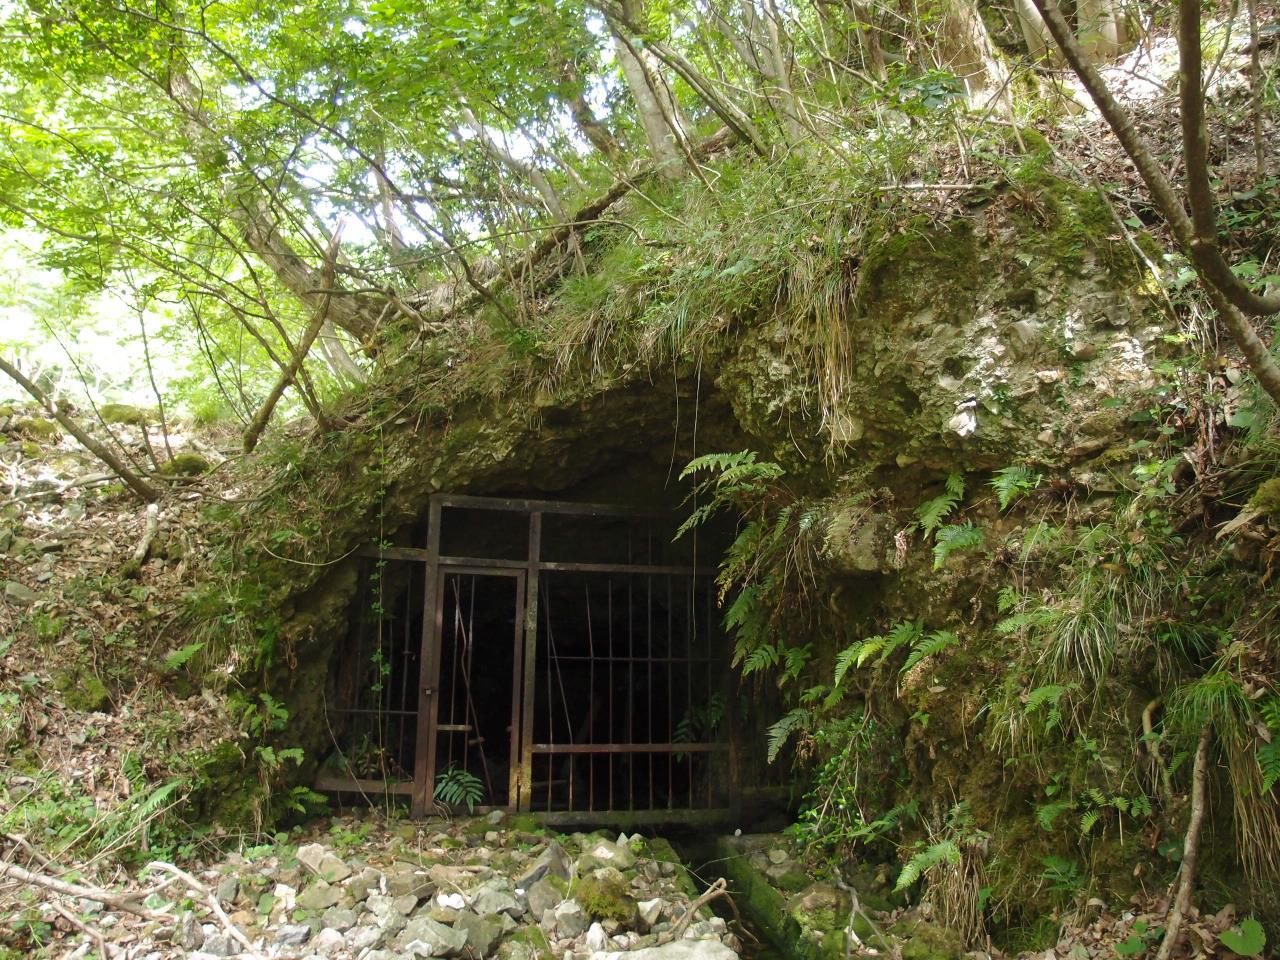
[678,359,1280,934]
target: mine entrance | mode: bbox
[321,493,734,821]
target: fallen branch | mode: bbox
[659,877,728,945]
[3,833,58,871]
[834,865,886,957]
[0,860,161,920]
[1156,724,1213,960]
[145,861,265,960]
[51,901,117,959]
[0,357,159,502]
[1,472,114,507]
[124,503,160,576]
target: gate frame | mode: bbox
[348,493,727,819]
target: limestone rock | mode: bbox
[312,926,347,954]
[214,875,238,907]
[275,924,312,946]
[321,906,357,931]
[387,864,434,899]
[554,899,587,939]
[471,878,524,919]
[3,581,36,606]
[297,843,352,884]
[456,910,506,956]
[347,924,384,952]
[297,881,343,912]
[526,877,564,918]
[199,932,236,957]
[345,865,383,901]
[590,940,738,960]
[585,922,610,952]
[637,899,662,931]
[576,839,636,873]
[396,916,468,958]
[517,839,571,886]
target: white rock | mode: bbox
[637,899,663,930]
[585,923,609,952]
[590,940,739,960]
[273,883,298,911]
[312,927,347,955]
[436,892,467,910]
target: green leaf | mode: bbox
[1220,918,1266,957]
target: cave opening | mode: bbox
[319,494,737,820]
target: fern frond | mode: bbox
[1259,740,1280,793]
[932,522,984,569]
[901,630,958,674]
[878,620,923,665]
[782,644,813,681]
[833,641,861,688]
[990,466,1043,510]
[1024,684,1077,715]
[894,839,962,892]
[766,708,809,763]
[741,643,781,676]
[1036,799,1073,831]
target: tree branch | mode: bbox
[1031,0,1280,407]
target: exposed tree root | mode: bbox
[1156,724,1212,960]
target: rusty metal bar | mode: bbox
[508,570,527,807]
[315,775,415,796]
[433,493,672,519]
[518,511,541,812]
[532,743,728,754]
[411,498,443,817]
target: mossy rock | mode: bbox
[507,813,541,835]
[157,453,211,477]
[574,874,636,923]
[1248,478,1280,516]
[15,417,59,441]
[890,916,967,960]
[499,926,553,960]
[55,669,111,712]
[99,403,155,426]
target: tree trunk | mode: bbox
[934,0,1013,113]
[1013,0,1055,61]
[458,105,568,219]
[165,70,377,344]
[612,31,687,178]
[1077,0,1126,61]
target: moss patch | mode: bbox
[574,874,636,923]
[56,669,111,712]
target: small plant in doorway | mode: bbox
[434,766,484,813]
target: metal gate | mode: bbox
[322,494,734,820]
